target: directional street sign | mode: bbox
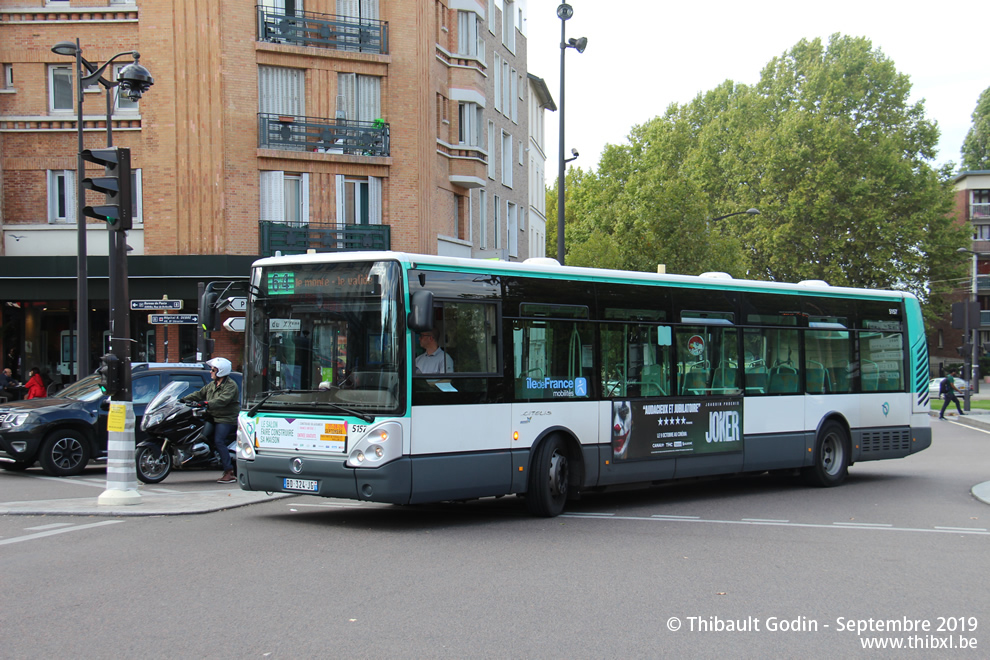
[131,299,183,311]
[224,297,247,312]
[148,314,199,325]
[223,317,246,332]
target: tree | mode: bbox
[961,86,990,171]
[559,34,966,326]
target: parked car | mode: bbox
[928,377,970,400]
[0,364,242,476]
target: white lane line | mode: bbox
[290,501,366,508]
[742,518,790,523]
[651,514,701,519]
[25,523,75,531]
[934,526,988,532]
[34,476,107,489]
[833,522,894,527]
[0,520,124,546]
[561,513,990,536]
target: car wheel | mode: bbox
[39,429,91,477]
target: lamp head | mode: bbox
[746,208,760,216]
[571,148,579,158]
[568,37,588,53]
[51,41,79,57]
[117,55,154,101]
[557,4,574,20]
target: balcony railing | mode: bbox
[980,275,990,292]
[257,6,388,54]
[973,203,990,220]
[981,310,990,327]
[259,221,391,257]
[259,113,389,157]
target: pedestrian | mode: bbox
[180,357,240,483]
[939,369,966,420]
[24,367,46,400]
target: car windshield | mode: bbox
[55,374,107,402]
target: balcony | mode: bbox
[259,113,389,157]
[259,221,391,257]
[257,6,388,54]
[973,203,990,220]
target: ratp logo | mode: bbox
[882,402,889,417]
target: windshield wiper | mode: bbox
[246,389,376,423]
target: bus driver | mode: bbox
[415,330,453,374]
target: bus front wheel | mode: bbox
[526,434,570,517]
[802,421,849,487]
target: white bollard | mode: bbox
[98,400,142,506]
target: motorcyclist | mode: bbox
[181,357,239,484]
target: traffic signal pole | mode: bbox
[94,146,139,506]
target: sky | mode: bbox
[524,0,989,173]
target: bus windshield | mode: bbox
[244,259,404,416]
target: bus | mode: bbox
[234,251,932,516]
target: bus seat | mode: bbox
[828,367,850,393]
[745,367,767,394]
[641,363,666,396]
[713,366,738,393]
[805,368,826,394]
[683,368,707,395]
[768,365,799,393]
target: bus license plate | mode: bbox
[284,478,318,492]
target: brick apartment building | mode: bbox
[0,0,553,383]
[930,170,990,379]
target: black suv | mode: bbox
[0,364,242,476]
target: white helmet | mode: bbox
[206,357,232,378]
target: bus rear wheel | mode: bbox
[802,421,849,487]
[526,434,570,517]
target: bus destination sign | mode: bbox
[611,398,743,461]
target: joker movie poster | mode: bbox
[611,397,743,461]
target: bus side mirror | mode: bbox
[408,290,434,332]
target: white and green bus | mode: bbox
[234,251,932,516]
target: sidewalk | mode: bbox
[930,403,990,506]
[0,488,295,517]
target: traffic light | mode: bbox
[957,343,974,358]
[199,289,221,332]
[97,353,121,396]
[82,146,132,231]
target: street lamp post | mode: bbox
[555,3,586,266]
[958,247,980,409]
[51,41,154,506]
[51,41,154,383]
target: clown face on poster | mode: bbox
[611,397,743,461]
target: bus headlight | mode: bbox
[236,418,256,461]
[346,421,401,467]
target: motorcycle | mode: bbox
[135,380,235,484]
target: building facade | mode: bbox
[0,0,551,382]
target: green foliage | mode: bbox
[961,86,990,171]
[556,34,967,328]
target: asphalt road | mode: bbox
[1,421,988,659]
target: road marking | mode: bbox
[651,514,701,519]
[25,523,74,531]
[290,501,367,508]
[934,526,988,532]
[34,475,108,489]
[561,513,990,536]
[0,520,124,546]
[742,518,789,523]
